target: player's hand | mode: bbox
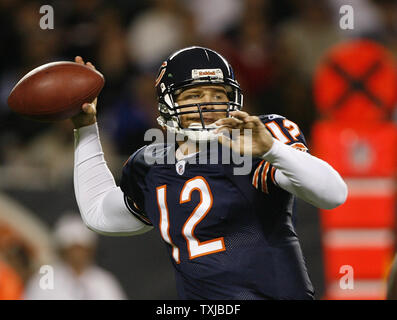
[71,56,98,129]
[215,111,274,157]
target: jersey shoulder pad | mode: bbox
[120,143,175,226]
[258,114,308,152]
[259,114,286,123]
[120,145,152,225]
[143,143,175,165]
[123,145,149,175]
[123,142,174,173]
[251,114,308,194]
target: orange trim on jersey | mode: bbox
[188,238,226,260]
[156,185,180,264]
[252,160,265,188]
[179,176,211,204]
[261,162,270,194]
[180,176,225,260]
[122,155,133,168]
[290,142,308,152]
[265,121,291,144]
[270,167,277,185]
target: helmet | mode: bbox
[155,46,243,141]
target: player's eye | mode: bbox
[184,94,200,100]
[214,94,227,100]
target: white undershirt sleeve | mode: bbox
[74,123,153,236]
[262,139,348,209]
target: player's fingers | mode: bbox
[215,117,243,128]
[82,103,92,113]
[82,104,96,115]
[243,116,262,125]
[214,125,233,135]
[229,110,250,121]
[217,130,232,148]
[82,100,97,115]
[86,61,96,70]
[75,56,84,64]
[237,116,263,131]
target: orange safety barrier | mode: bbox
[324,245,394,280]
[312,121,397,177]
[312,39,397,300]
[321,196,395,229]
[313,40,397,122]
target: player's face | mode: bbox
[175,85,228,128]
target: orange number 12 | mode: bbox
[156,176,225,263]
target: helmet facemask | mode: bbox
[157,80,243,142]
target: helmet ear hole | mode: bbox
[158,104,172,120]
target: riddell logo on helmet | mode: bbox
[200,71,215,76]
[192,69,223,80]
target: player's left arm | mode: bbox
[216,111,348,209]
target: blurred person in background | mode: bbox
[327,0,383,38]
[183,0,242,42]
[0,225,26,300]
[370,0,397,54]
[0,224,34,283]
[0,258,23,300]
[268,0,344,140]
[221,0,274,115]
[24,213,126,299]
[4,119,118,189]
[103,74,159,156]
[276,0,343,81]
[61,0,105,61]
[11,120,76,187]
[126,0,192,72]
[96,8,132,107]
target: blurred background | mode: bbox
[0,0,396,300]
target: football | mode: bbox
[7,61,105,121]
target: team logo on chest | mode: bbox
[176,160,186,175]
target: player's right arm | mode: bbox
[71,57,152,236]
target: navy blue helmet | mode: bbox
[155,46,243,140]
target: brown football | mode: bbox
[7,61,105,121]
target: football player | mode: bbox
[72,47,348,299]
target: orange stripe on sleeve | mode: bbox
[252,160,265,188]
[270,167,277,186]
[261,162,270,194]
[290,142,308,152]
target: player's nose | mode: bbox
[200,95,215,110]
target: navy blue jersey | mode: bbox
[120,114,314,300]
